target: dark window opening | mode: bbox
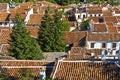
[112,43,116,48]
[91,43,95,48]
[78,15,80,19]
[102,43,106,48]
[99,18,104,23]
[83,15,85,18]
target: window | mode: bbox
[78,15,80,19]
[91,43,95,48]
[112,43,116,48]
[102,43,106,48]
[83,15,85,18]
[5,22,7,25]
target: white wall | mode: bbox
[88,41,119,50]
[24,8,33,23]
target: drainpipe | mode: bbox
[52,58,65,80]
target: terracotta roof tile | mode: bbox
[67,47,91,60]
[37,1,61,8]
[64,32,87,47]
[0,3,8,11]
[107,26,118,33]
[87,6,102,14]
[117,27,120,32]
[87,10,102,14]
[1,44,9,54]
[27,14,43,25]
[0,11,10,22]
[106,22,114,26]
[0,60,55,77]
[104,16,118,23]
[88,33,120,41]
[93,24,107,32]
[102,9,112,16]
[0,29,11,44]
[54,61,120,80]
[26,26,39,38]
[90,17,103,23]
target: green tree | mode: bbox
[81,19,90,30]
[52,9,69,51]
[38,8,69,52]
[38,7,54,52]
[9,14,44,60]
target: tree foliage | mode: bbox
[9,14,43,60]
[81,19,90,30]
[38,8,69,52]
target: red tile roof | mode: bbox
[26,26,39,38]
[54,61,120,80]
[0,29,11,44]
[67,47,91,60]
[1,44,10,54]
[27,14,43,25]
[93,24,107,32]
[107,26,118,33]
[0,11,10,22]
[0,3,8,11]
[0,60,55,77]
[88,33,120,41]
[37,1,61,8]
[64,32,87,47]
[104,16,118,23]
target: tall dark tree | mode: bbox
[52,9,69,51]
[9,14,43,60]
[38,8,69,52]
[38,7,54,52]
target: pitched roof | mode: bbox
[93,24,107,32]
[0,3,8,11]
[90,17,103,23]
[104,16,118,23]
[1,44,9,54]
[87,6,102,14]
[27,14,43,25]
[26,26,39,38]
[107,26,118,33]
[106,22,114,26]
[37,1,61,8]
[0,29,11,44]
[64,32,87,47]
[67,47,91,60]
[54,61,120,80]
[0,60,55,77]
[102,9,112,16]
[88,33,120,41]
[0,11,10,22]
[0,26,39,45]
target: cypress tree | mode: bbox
[52,9,69,51]
[38,7,54,52]
[9,14,43,60]
[38,8,69,52]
